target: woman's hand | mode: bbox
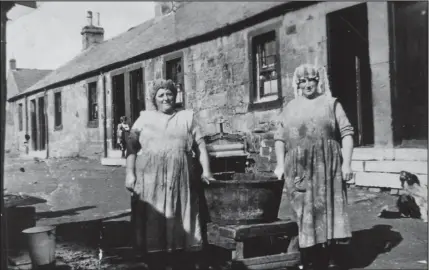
[274,165,285,180]
[201,172,215,185]
[125,172,136,193]
[342,163,353,182]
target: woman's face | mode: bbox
[155,88,175,113]
[298,77,319,98]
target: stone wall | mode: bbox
[16,2,396,167]
[110,1,391,172]
[45,78,104,158]
[5,101,18,154]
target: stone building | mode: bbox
[5,59,52,154]
[7,2,428,189]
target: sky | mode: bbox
[6,2,155,71]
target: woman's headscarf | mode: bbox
[292,64,332,98]
[151,79,178,109]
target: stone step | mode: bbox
[353,148,427,161]
[101,157,125,167]
[350,160,426,174]
[108,150,123,158]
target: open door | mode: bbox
[112,74,125,149]
[38,96,46,151]
[30,100,37,151]
[327,3,374,146]
[391,1,428,147]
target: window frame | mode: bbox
[163,51,185,109]
[53,90,63,131]
[86,78,99,128]
[248,20,283,111]
[18,103,23,131]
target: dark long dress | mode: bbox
[274,95,354,248]
[129,109,204,253]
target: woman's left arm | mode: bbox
[197,141,214,184]
[335,101,354,182]
[191,113,214,184]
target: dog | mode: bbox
[398,171,427,222]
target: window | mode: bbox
[88,81,98,127]
[165,56,184,108]
[18,103,23,131]
[54,92,62,130]
[252,31,280,103]
[248,22,283,111]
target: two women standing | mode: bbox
[125,63,355,270]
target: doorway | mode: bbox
[327,3,374,146]
[129,68,145,124]
[30,99,37,151]
[112,74,125,149]
[391,1,428,147]
[38,96,46,151]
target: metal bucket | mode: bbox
[22,226,56,268]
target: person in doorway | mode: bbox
[274,64,355,270]
[117,116,130,158]
[125,79,214,269]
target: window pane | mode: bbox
[88,82,97,121]
[253,31,278,101]
[54,92,62,126]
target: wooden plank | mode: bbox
[207,223,236,250]
[218,220,298,241]
[207,235,237,250]
[232,252,300,269]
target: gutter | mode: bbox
[8,1,319,102]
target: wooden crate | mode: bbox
[207,219,300,270]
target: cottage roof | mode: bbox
[15,2,290,100]
[7,68,52,99]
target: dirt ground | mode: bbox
[4,156,428,269]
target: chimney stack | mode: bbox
[87,10,93,25]
[81,10,104,51]
[9,58,16,70]
[155,1,184,17]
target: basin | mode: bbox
[204,172,285,225]
[202,119,285,225]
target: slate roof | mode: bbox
[7,68,52,99]
[14,1,292,100]
[12,68,52,92]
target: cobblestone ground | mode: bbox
[4,156,428,269]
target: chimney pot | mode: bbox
[96,12,100,26]
[87,11,93,26]
[9,59,16,70]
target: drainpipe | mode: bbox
[44,89,49,158]
[24,95,29,154]
[102,73,107,158]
